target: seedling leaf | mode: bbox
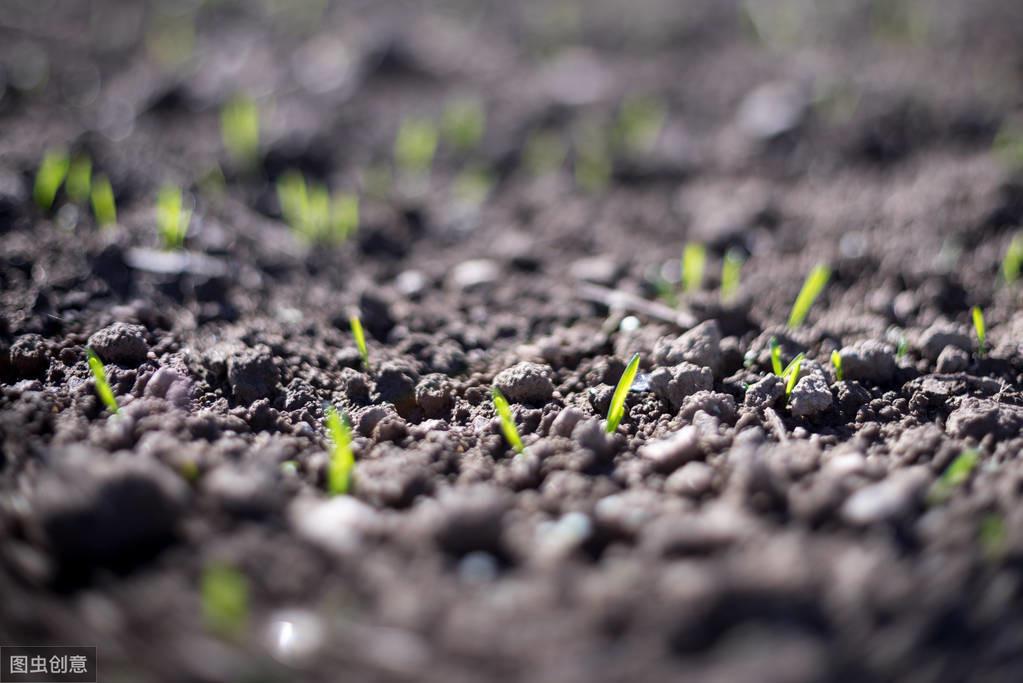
[720,248,744,302]
[831,349,843,381]
[787,264,830,328]
[86,347,119,414]
[66,155,92,204]
[783,353,804,398]
[929,449,979,504]
[682,242,706,294]
[491,387,525,455]
[34,148,70,211]
[349,314,369,369]
[90,175,117,227]
[325,403,355,495]
[156,186,191,250]
[201,564,249,638]
[441,97,486,152]
[606,353,641,433]
[221,95,260,167]
[972,306,987,356]
[395,118,438,174]
[770,336,783,376]
[1003,233,1023,284]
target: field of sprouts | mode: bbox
[4,1,1023,681]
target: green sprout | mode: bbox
[349,314,369,369]
[574,120,611,193]
[972,306,987,356]
[395,118,438,174]
[980,514,1006,560]
[276,171,358,244]
[156,186,191,250]
[523,129,567,176]
[788,264,831,328]
[720,248,744,302]
[325,403,355,495]
[491,387,525,455]
[90,175,117,227]
[220,95,260,168]
[615,95,666,153]
[681,242,706,294]
[831,349,843,381]
[606,352,641,433]
[1003,233,1023,284]
[65,155,92,204]
[783,353,804,398]
[929,449,979,504]
[85,347,119,414]
[452,166,494,206]
[34,148,70,211]
[896,335,909,359]
[201,564,249,638]
[441,97,486,152]
[770,337,783,376]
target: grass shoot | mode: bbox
[86,347,119,414]
[201,564,249,638]
[783,353,804,398]
[681,242,706,294]
[615,95,666,152]
[156,186,191,250]
[325,403,355,495]
[972,305,987,356]
[349,314,369,369]
[34,148,70,211]
[606,352,641,433]
[221,95,260,167]
[90,175,117,227]
[929,449,979,504]
[787,264,830,329]
[66,155,92,204]
[770,336,783,376]
[831,349,843,381]
[441,97,486,152]
[1003,233,1023,284]
[720,248,744,302]
[395,118,438,174]
[491,387,525,455]
[276,171,358,244]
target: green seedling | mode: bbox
[831,350,843,381]
[606,353,641,433]
[276,171,358,244]
[221,95,260,167]
[720,249,744,302]
[1003,233,1023,284]
[325,403,355,495]
[770,336,783,376]
[441,97,486,152]
[395,118,438,174]
[491,387,525,455]
[681,242,706,294]
[201,564,249,638]
[788,264,831,329]
[972,306,987,356]
[65,155,92,204]
[980,514,1006,560]
[523,129,567,176]
[349,314,369,369]
[34,148,70,211]
[896,335,909,360]
[452,166,493,206]
[615,95,666,153]
[784,353,804,398]
[156,186,191,250]
[90,175,117,227]
[929,449,979,504]
[86,347,119,414]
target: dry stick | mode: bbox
[575,283,697,329]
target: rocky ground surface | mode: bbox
[4,1,1023,681]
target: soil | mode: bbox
[4,1,1023,681]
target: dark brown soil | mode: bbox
[4,1,1023,681]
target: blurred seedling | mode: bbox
[784,354,804,398]
[34,148,70,211]
[896,335,909,360]
[1003,233,1023,284]
[770,337,784,376]
[157,186,191,250]
[523,129,567,176]
[788,264,830,328]
[606,353,641,433]
[325,403,355,495]
[86,347,119,414]
[441,97,486,152]
[349,314,369,370]
[452,166,494,206]
[681,242,706,294]
[972,306,987,357]
[395,118,439,175]
[276,171,358,245]
[574,120,612,193]
[720,249,744,302]
[491,387,525,456]
[980,514,1006,560]
[201,564,249,639]
[993,121,1023,173]
[831,349,843,381]
[221,95,260,168]
[65,155,92,204]
[929,449,979,504]
[615,95,666,153]
[90,175,117,227]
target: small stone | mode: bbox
[919,324,971,361]
[841,467,930,525]
[736,81,807,139]
[227,345,279,405]
[680,391,736,424]
[789,371,833,419]
[203,465,282,518]
[569,257,618,286]
[372,361,419,411]
[649,363,713,411]
[493,362,555,405]
[416,374,455,419]
[946,398,1023,440]
[653,320,722,374]
[290,495,380,556]
[639,426,701,473]
[449,259,499,289]
[838,340,897,385]
[87,323,149,366]
[936,346,970,373]
[573,417,616,458]
[665,461,715,497]
[550,406,585,438]
[10,334,48,377]
[744,374,784,409]
[432,485,511,556]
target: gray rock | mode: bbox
[680,391,736,424]
[649,362,713,411]
[841,467,930,525]
[838,340,896,385]
[946,398,1023,440]
[919,323,971,361]
[569,257,618,286]
[432,484,511,555]
[372,361,419,409]
[10,334,48,377]
[203,464,282,518]
[227,345,278,405]
[639,426,701,473]
[87,322,149,366]
[936,346,970,373]
[415,374,455,419]
[653,320,722,374]
[290,495,380,556]
[744,374,785,409]
[550,406,585,438]
[736,81,807,139]
[493,362,554,405]
[789,370,833,419]
[449,259,499,289]
[573,417,616,458]
[354,452,431,508]
[665,461,715,497]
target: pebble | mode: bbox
[227,345,279,405]
[946,397,1023,440]
[841,467,930,525]
[493,362,555,405]
[87,323,149,366]
[289,495,379,556]
[838,340,897,385]
[432,484,511,556]
[789,371,833,419]
[936,346,970,373]
[919,323,971,361]
[665,461,715,497]
[649,362,713,412]
[653,320,722,374]
[449,259,499,289]
[10,334,49,377]
[639,426,701,473]
[744,374,784,409]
